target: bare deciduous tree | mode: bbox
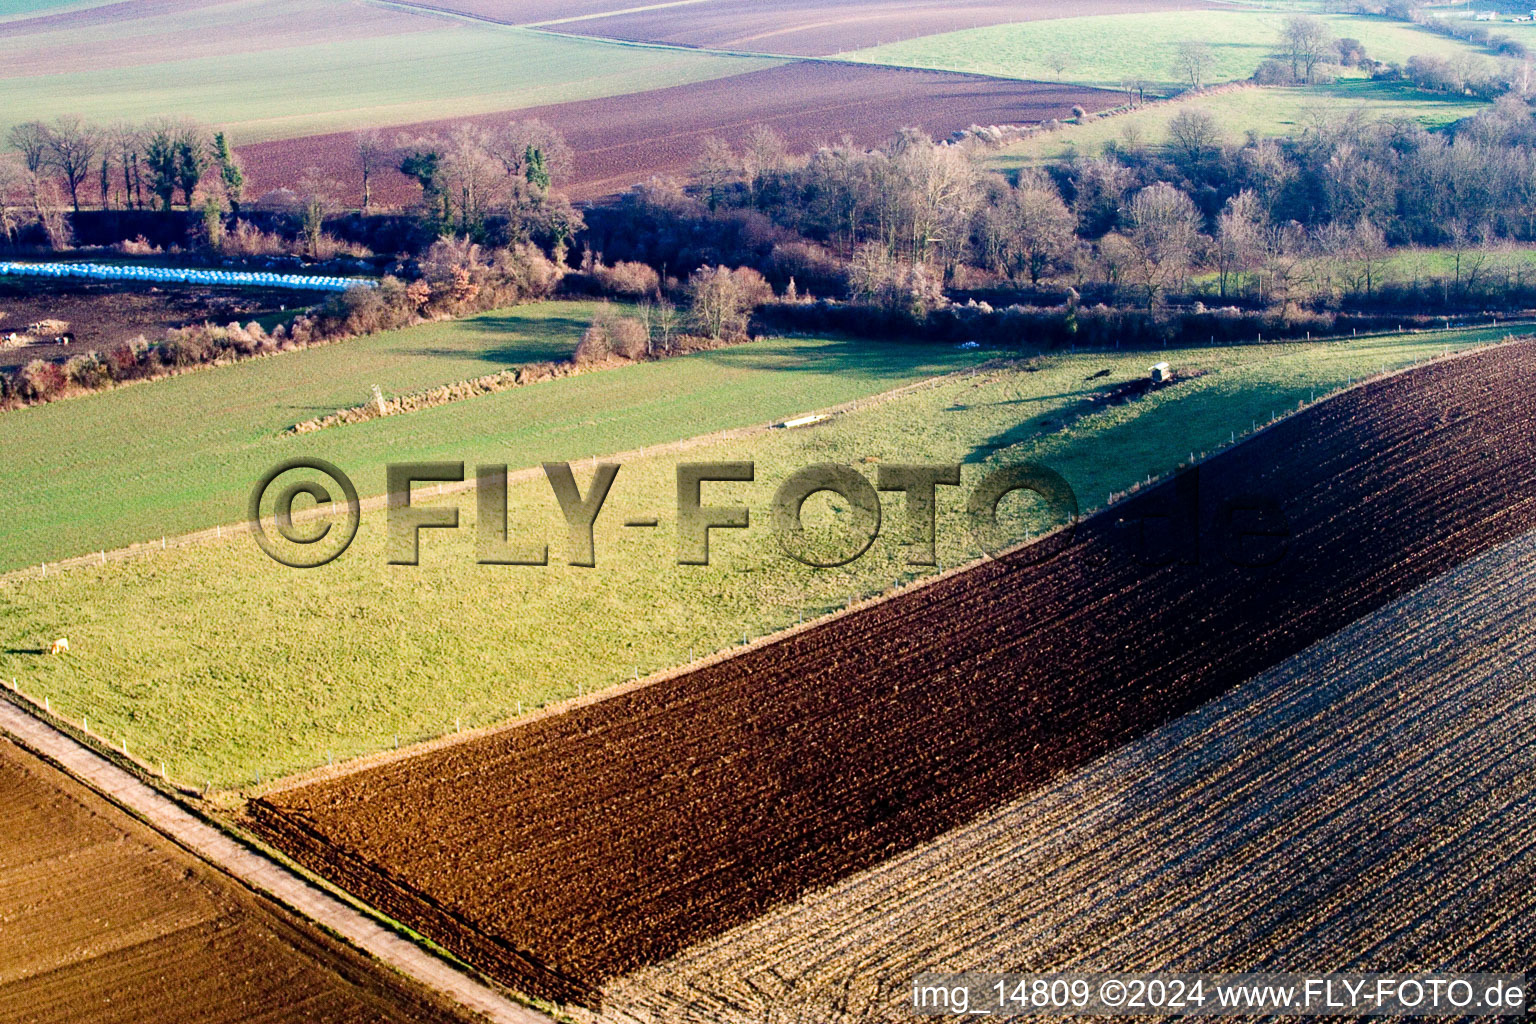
[1118,182,1206,308]
[1166,108,1224,173]
[1279,15,1334,84]
[978,173,1077,284]
[45,116,100,212]
[354,129,385,212]
[1216,189,1267,299]
[1173,39,1216,91]
[7,121,49,175]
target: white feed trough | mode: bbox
[780,414,827,429]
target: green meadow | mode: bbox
[0,302,982,571]
[0,326,1513,788]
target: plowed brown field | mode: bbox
[251,343,1536,1008]
[0,735,482,1024]
[237,63,1114,202]
[599,530,1536,1021]
[399,0,1219,56]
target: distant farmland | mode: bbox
[988,80,1488,170]
[0,0,434,76]
[600,529,1536,1022]
[536,0,1222,57]
[0,734,480,1024]
[843,9,1495,92]
[240,62,1116,203]
[0,15,774,143]
[249,343,1536,1005]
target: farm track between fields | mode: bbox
[598,530,1536,1022]
[250,342,1536,1007]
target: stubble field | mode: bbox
[248,342,1536,1007]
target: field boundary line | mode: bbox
[523,0,715,28]
[358,0,1126,90]
[0,692,556,1024]
[253,334,1535,798]
[0,359,998,585]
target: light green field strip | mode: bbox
[0,0,118,20]
[0,0,438,76]
[988,80,1486,169]
[0,308,981,573]
[0,326,1511,788]
[842,11,1498,94]
[0,23,779,143]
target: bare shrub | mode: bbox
[104,336,151,380]
[595,260,661,298]
[220,219,288,257]
[729,266,774,307]
[608,317,650,359]
[64,351,110,389]
[160,327,214,366]
[116,235,161,256]
[20,358,65,399]
[573,319,613,364]
[686,265,770,340]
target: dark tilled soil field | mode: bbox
[238,62,1115,203]
[601,531,1536,1022]
[0,735,480,1024]
[251,343,1536,1008]
[0,280,306,370]
[395,0,1218,55]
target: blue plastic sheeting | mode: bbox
[0,262,377,292]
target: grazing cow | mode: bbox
[50,637,69,655]
[56,333,75,344]
[1084,368,1112,382]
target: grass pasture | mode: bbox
[0,327,1513,788]
[0,0,118,19]
[842,11,1498,94]
[0,17,777,143]
[987,79,1487,169]
[0,307,981,572]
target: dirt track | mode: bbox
[250,342,1536,1007]
[0,698,550,1024]
[238,62,1115,203]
